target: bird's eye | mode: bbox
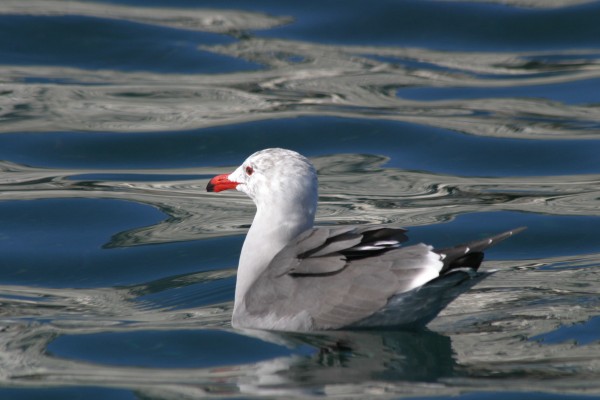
[245,166,254,176]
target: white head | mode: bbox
[207,148,318,224]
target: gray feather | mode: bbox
[245,225,439,329]
[288,255,347,276]
[243,226,525,330]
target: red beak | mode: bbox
[206,173,239,192]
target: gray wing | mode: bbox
[244,226,525,330]
[244,225,443,330]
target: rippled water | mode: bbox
[1,0,600,398]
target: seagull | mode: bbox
[206,148,524,331]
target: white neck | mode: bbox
[233,197,316,311]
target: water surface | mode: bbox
[1,0,600,398]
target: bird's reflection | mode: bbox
[237,327,456,388]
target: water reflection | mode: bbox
[2,155,600,248]
[2,3,600,137]
[1,274,600,397]
[239,329,458,395]
[0,318,457,397]
[449,0,596,8]
[0,205,598,394]
[1,0,600,397]
[0,1,291,33]
[3,47,599,137]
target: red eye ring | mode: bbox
[245,166,254,175]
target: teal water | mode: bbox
[1,0,600,398]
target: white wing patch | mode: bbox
[409,246,444,290]
[351,240,402,251]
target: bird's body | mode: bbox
[207,148,523,332]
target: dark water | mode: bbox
[1,0,600,398]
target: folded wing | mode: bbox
[244,226,524,330]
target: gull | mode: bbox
[207,148,524,331]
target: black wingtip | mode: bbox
[437,226,526,274]
[511,226,527,235]
[467,226,527,251]
[488,226,527,247]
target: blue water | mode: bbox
[2,0,600,398]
